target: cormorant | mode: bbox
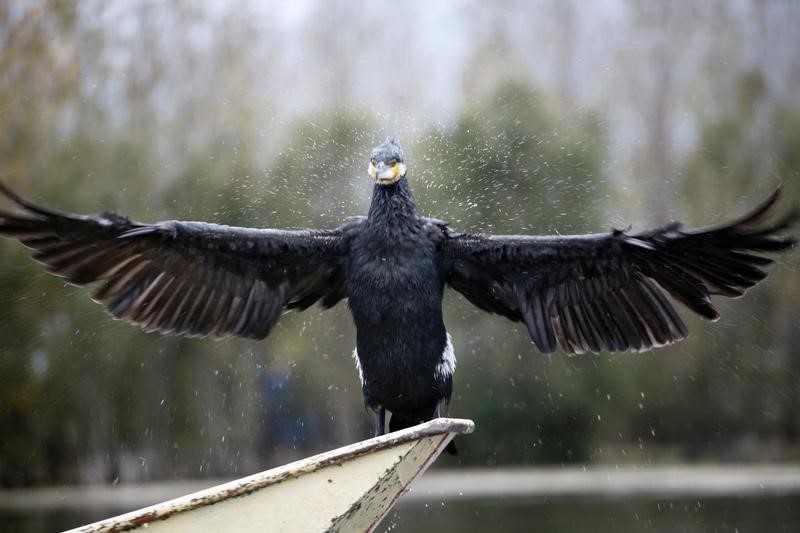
[0,137,796,455]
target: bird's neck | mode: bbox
[367,176,419,225]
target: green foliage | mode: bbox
[415,81,607,234]
[413,81,615,464]
[0,17,798,487]
[670,70,800,454]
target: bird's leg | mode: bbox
[373,407,386,437]
[433,403,442,419]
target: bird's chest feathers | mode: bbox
[349,184,444,314]
[347,217,443,322]
[352,230,435,290]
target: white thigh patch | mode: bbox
[352,347,364,385]
[435,333,456,379]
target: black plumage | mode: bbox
[0,137,797,454]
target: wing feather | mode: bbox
[438,188,796,354]
[0,183,362,340]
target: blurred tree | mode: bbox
[0,1,287,485]
[416,80,613,464]
[1,0,799,490]
[661,71,800,458]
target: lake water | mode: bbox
[2,494,799,532]
[387,494,800,532]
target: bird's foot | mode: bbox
[373,407,386,437]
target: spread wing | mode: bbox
[438,188,797,354]
[0,183,363,340]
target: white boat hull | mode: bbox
[67,418,474,533]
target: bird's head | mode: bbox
[368,137,407,186]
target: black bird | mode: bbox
[0,137,796,455]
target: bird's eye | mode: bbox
[388,159,397,166]
[370,159,377,166]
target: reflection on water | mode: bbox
[385,495,800,533]
[1,509,110,533]
[2,495,799,533]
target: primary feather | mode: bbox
[0,181,362,340]
[439,188,797,354]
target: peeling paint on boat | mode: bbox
[65,418,474,533]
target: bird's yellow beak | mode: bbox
[369,160,406,185]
